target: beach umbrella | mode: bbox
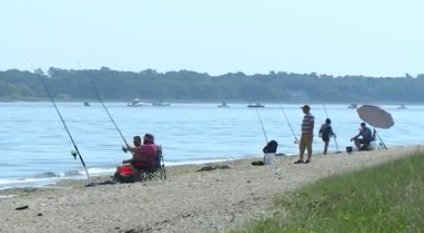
[356,105,394,129]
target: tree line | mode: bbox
[0,67,423,103]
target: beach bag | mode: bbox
[114,165,135,183]
[262,140,278,154]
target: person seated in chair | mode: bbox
[122,133,159,181]
[350,122,375,150]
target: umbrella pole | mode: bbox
[374,128,388,150]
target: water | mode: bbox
[0,102,422,189]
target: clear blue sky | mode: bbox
[1,0,423,76]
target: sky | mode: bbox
[1,0,423,77]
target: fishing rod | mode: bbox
[93,86,133,153]
[255,108,268,143]
[28,61,89,179]
[72,57,134,154]
[319,95,341,152]
[374,129,388,150]
[279,106,299,144]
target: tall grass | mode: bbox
[229,152,424,233]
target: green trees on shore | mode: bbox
[0,68,423,103]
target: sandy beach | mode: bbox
[0,146,420,233]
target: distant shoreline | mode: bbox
[0,98,420,105]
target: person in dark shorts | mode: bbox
[350,122,375,150]
[319,118,336,155]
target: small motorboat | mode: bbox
[127,98,149,107]
[247,102,265,108]
[83,102,91,107]
[152,101,171,107]
[348,103,357,109]
[396,104,407,110]
[218,101,229,108]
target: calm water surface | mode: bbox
[0,102,421,189]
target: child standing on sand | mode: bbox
[319,118,336,155]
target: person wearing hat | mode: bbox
[294,105,315,164]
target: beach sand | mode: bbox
[0,146,421,233]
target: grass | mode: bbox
[229,152,424,233]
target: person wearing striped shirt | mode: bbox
[294,105,315,164]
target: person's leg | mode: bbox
[306,135,313,161]
[324,141,329,155]
[129,164,142,182]
[354,138,361,149]
[113,166,120,182]
[322,136,329,155]
[296,134,306,163]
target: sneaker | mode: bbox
[304,159,311,164]
[294,159,304,164]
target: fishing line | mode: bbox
[72,57,134,154]
[374,129,388,150]
[255,108,268,143]
[28,60,89,179]
[279,106,299,144]
[319,95,341,152]
[93,86,133,153]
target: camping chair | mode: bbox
[140,145,167,181]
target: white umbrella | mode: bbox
[356,105,394,129]
[356,105,394,149]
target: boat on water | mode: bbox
[152,101,171,107]
[83,102,91,107]
[218,101,229,108]
[247,102,265,108]
[348,103,357,109]
[396,104,407,110]
[127,98,149,107]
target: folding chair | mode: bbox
[140,145,167,181]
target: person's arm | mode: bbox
[310,117,315,130]
[122,158,132,163]
[350,130,362,141]
[122,146,138,163]
[329,126,336,138]
[318,125,323,137]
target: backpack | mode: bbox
[113,165,135,183]
[262,140,278,154]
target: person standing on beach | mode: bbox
[319,118,336,155]
[294,105,315,164]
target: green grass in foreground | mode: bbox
[230,152,424,233]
